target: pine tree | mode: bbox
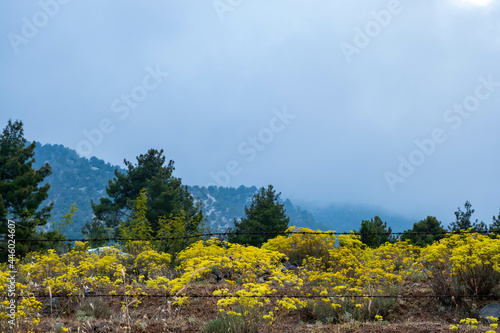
[449,201,488,232]
[228,185,289,247]
[491,210,500,235]
[81,218,112,248]
[120,188,153,239]
[120,188,154,254]
[92,149,202,235]
[358,216,395,248]
[401,216,446,246]
[0,120,53,260]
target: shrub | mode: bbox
[0,265,42,330]
[134,250,171,278]
[200,313,250,333]
[262,226,336,266]
[420,231,500,304]
[77,297,112,320]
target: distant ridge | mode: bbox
[306,203,416,233]
[189,185,326,231]
[31,143,325,238]
[32,142,121,238]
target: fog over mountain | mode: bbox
[33,143,419,238]
[2,1,499,226]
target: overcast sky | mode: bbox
[1,0,499,226]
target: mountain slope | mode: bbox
[306,203,416,233]
[32,143,323,237]
[33,142,120,238]
[189,186,325,231]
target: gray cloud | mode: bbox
[1,0,499,225]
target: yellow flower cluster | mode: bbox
[486,316,499,333]
[134,250,171,278]
[21,247,128,294]
[0,267,42,329]
[421,232,500,297]
[187,229,423,323]
[421,232,500,273]
[16,242,173,301]
[4,228,499,331]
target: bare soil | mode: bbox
[28,280,498,333]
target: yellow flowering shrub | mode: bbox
[134,250,171,278]
[420,232,500,300]
[170,239,285,294]
[0,267,42,330]
[9,228,500,331]
[263,232,417,323]
[202,232,421,326]
[20,243,130,294]
[262,226,336,265]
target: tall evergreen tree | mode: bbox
[0,120,53,260]
[358,216,395,248]
[120,188,155,254]
[449,201,488,232]
[228,185,289,247]
[92,149,203,235]
[401,216,446,247]
[120,188,153,240]
[491,209,500,235]
[81,218,111,248]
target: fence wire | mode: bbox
[1,222,499,303]
[2,293,500,299]
[2,228,500,243]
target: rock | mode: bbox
[43,297,60,311]
[258,275,270,283]
[478,303,500,323]
[93,322,111,333]
[282,261,297,271]
[211,272,222,282]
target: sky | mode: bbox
[1,0,499,227]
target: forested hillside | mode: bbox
[32,143,324,238]
[32,142,119,238]
[311,203,415,233]
[189,185,325,231]
[3,125,500,333]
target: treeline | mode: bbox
[0,120,290,260]
[32,142,321,238]
[1,119,499,262]
[357,204,500,249]
[32,142,119,238]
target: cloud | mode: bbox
[1,0,499,225]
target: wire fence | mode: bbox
[2,293,500,299]
[2,228,500,243]
[1,222,499,302]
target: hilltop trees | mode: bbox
[228,185,289,247]
[81,218,111,248]
[449,201,488,232]
[358,216,395,248]
[491,210,500,235]
[91,149,203,252]
[0,120,53,260]
[401,216,446,247]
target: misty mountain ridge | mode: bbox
[31,142,415,238]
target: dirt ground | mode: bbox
[23,280,499,332]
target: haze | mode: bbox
[1,0,499,226]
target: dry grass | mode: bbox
[25,280,498,333]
